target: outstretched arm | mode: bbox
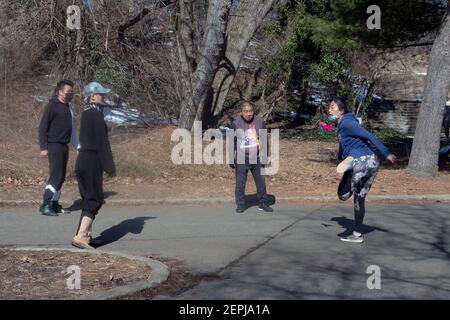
[344,121,391,159]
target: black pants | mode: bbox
[43,143,69,204]
[235,162,268,207]
[76,150,104,219]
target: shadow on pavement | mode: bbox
[243,194,276,210]
[331,216,389,236]
[65,199,83,212]
[94,216,156,248]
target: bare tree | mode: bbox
[176,0,279,130]
[407,9,450,176]
[176,0,229,129]
[208,0,278,124]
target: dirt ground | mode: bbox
[0,249,151,300]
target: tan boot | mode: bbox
[87,224,102,246]
[72,216,95,250]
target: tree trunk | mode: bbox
[209,0,278,121]
[407,11,450,176]
[176,0,278,130]
[177,0,230,130]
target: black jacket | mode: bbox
[78,104,116,175]
[443,106,450,128]
[38,98,79,150]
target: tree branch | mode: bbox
[118,8,151,48]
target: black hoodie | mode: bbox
[38,98,76,150]
[78,104,116,175]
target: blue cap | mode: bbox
[83,82,111,97]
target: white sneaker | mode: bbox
[340,234,364,243]
[337,156,354,174]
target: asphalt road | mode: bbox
[0,203,449,299]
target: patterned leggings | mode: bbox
[340,154,380,232]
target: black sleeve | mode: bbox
[38,103,52,150]
[232,121,237,148]
[444,107,450,126]
[94,114,116,175]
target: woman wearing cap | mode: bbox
[72,82,116,250]
[329,97,396,243]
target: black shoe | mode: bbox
[235,206,246,214]
[40,204,58,216]
[51,201,70,214]
[338,169,353,201]
[337,229,353,238]
[258,203,273,213]
[51,201,62,213]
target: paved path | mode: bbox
[0,203,449,299]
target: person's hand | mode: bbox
[386,154,397,163]
[40,150,48,157]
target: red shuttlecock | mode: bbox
[319,121,335,132]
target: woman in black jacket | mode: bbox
[443,102,450,141]
[72,82,116,250]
